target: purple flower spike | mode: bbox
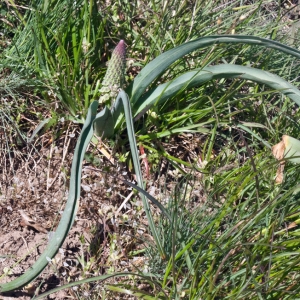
[99,40,127,104]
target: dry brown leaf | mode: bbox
[24,283,38,296]
[272,139,285,160]
[98,145,115,164]
[275,163,285,184]
[287,221,297,230]
[272,137,286,184]
[19,210,48,234]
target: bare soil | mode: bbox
[0,123,206,299]
[0,129,151,299]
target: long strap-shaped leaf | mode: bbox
[134,64,300,116]
[128,35,300,107]
[109,90,166,258]
[0,101,99,292]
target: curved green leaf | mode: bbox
[127,35,300,107]
[116,176,172,221]
[138,124,210,140]
[115,90,166,258]
[0,101,99,292]
[134,64,300,117]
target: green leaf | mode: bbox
[93,106,114,138]
[93,90,166,257]
[0,101,99,292]
[127,35,300,107]
[134,65,300,118]
[116,90,166,258]
[283,135,300,164]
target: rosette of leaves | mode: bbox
[3,35,300,295]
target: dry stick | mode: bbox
[46,143,54,190]
[94,135,115,165]
[115,191,134,218]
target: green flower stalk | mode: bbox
[99,40,126,105]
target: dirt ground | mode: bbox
[0,116,207,300]
[0,129,154,299]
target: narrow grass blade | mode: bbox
[27,118,52,144]
[116,176,171,221]
[138,125,210,140]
